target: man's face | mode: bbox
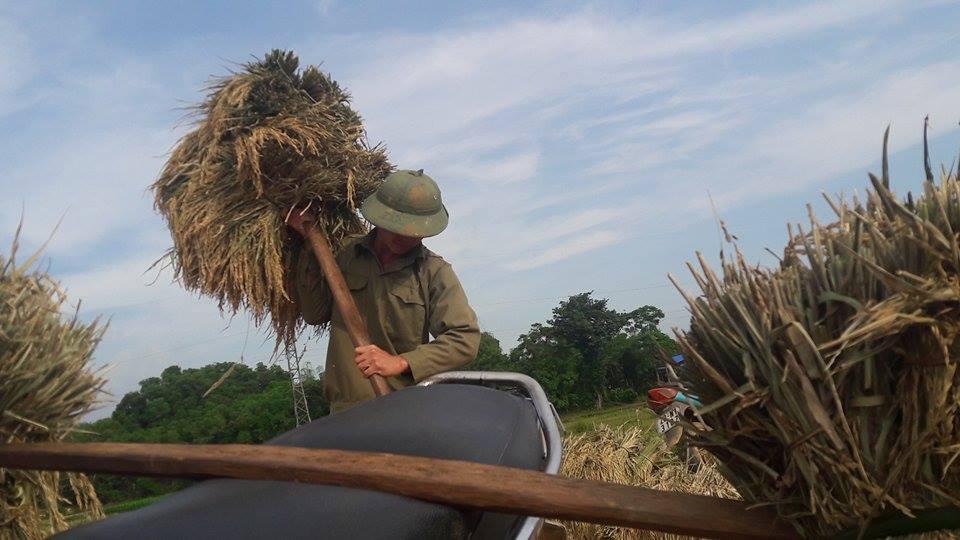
[377,228,422,255]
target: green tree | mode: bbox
[467,332,511,371]
[472,293,677,412]
[546,293,633,408]
[75,361,330,503]
[510,324,584,410]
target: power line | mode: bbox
[73,291,189,317]
[106,329,261,365]
[450,228,692,263]
[479,307,690,338]
[474,283,680,308]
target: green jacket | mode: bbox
[295,231,480,413]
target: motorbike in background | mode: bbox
[647,355,704,473]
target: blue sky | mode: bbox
[2,0,960,419]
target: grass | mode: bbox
[64,494,167,528]
[103,495,166,515]
[561,401,655,435]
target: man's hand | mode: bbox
[285,206,317,237]
[354,345,409,378]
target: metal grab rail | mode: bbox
[419,371,564,540]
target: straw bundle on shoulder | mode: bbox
[672,129,960,537]
[0,231,106,539]
[152,50,391,347]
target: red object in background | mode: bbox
[647,387,678,414]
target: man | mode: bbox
[286,169,481,413]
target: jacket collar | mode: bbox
[356,228,427,272]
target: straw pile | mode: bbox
[152,50,391,348]
[0,231,106,539]
[560,423,738,539]
[672,131,960,537]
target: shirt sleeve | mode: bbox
[294,250,333,325]
[400,262,481,382]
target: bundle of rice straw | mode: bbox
[0,230,106,539]
[561,423,738,539]
[671,130,960,538]
[152,50,391,348]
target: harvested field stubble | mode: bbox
[560,423,738,539]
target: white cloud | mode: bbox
[637,0,910,59]
[61,255,172,315]
[505,230,620,271]
[335,0,918,141]
[317,0,335,16]
[0,128,175,257]
[702,61,960,205]
[441,150,541,186]
[0,13,34,116]
[307,0,945,274]
[0,34,187,266]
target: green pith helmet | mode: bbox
[360,169,449,237]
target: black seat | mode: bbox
[58,384,546,539]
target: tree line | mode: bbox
[471,292,676,410]
[76,292,675,502]
[74,362,329,502]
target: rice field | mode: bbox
[561,403,656,435]
[64,495,167,528]
[559,420,739,540]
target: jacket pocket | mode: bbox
[345,272,368,291]
[389,284,425,306]
[387,284,427,352]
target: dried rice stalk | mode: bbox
[560,423,738,539]
[152,50,392,349]
[0,228,106,539]
[672,129,960,537]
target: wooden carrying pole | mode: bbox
[303,224,391,396]
[0,443,797,539]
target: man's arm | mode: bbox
[399,262,480,382]
[286,207,333,324]
[294,251,333,325]
[286,208,333,325]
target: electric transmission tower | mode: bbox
[286,345,312,425]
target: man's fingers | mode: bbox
[285,204,319,237]
[356,357,380,369]
[354,352,374,364]
[354,345,393,377]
